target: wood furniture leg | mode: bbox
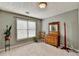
[5,41,6,52]
[5,36,10,52]
[61,22,70,52]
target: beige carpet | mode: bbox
[0,42,78,56]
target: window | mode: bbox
[28,21,36,37]
[16,18,36,40]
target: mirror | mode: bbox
[49,22,60,32]
[49,25,58,32]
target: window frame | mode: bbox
[16,17,37,41]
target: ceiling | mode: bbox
[0,2,79,19]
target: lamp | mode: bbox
[38,2,47,8]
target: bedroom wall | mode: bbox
[42,9,79,50]
[78,7,79,51]
[0,10,42,49]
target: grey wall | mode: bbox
[42,9,79,50]
[78,7,79,51]
[0,10,42,49]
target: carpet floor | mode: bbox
[0,42,79,56]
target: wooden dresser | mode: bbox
[43,31,60,47]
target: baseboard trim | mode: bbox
[0,41,34,53]
[59,44,79,53]
[71,48,79,53]
[69,47,79,53]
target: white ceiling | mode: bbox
[0,2,79,19]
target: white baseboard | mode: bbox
[0,41,34,53]
[69,46,79,53]
[60,44,79,53]
[72,48,79,53]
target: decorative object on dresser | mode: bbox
[43,22,60,47]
